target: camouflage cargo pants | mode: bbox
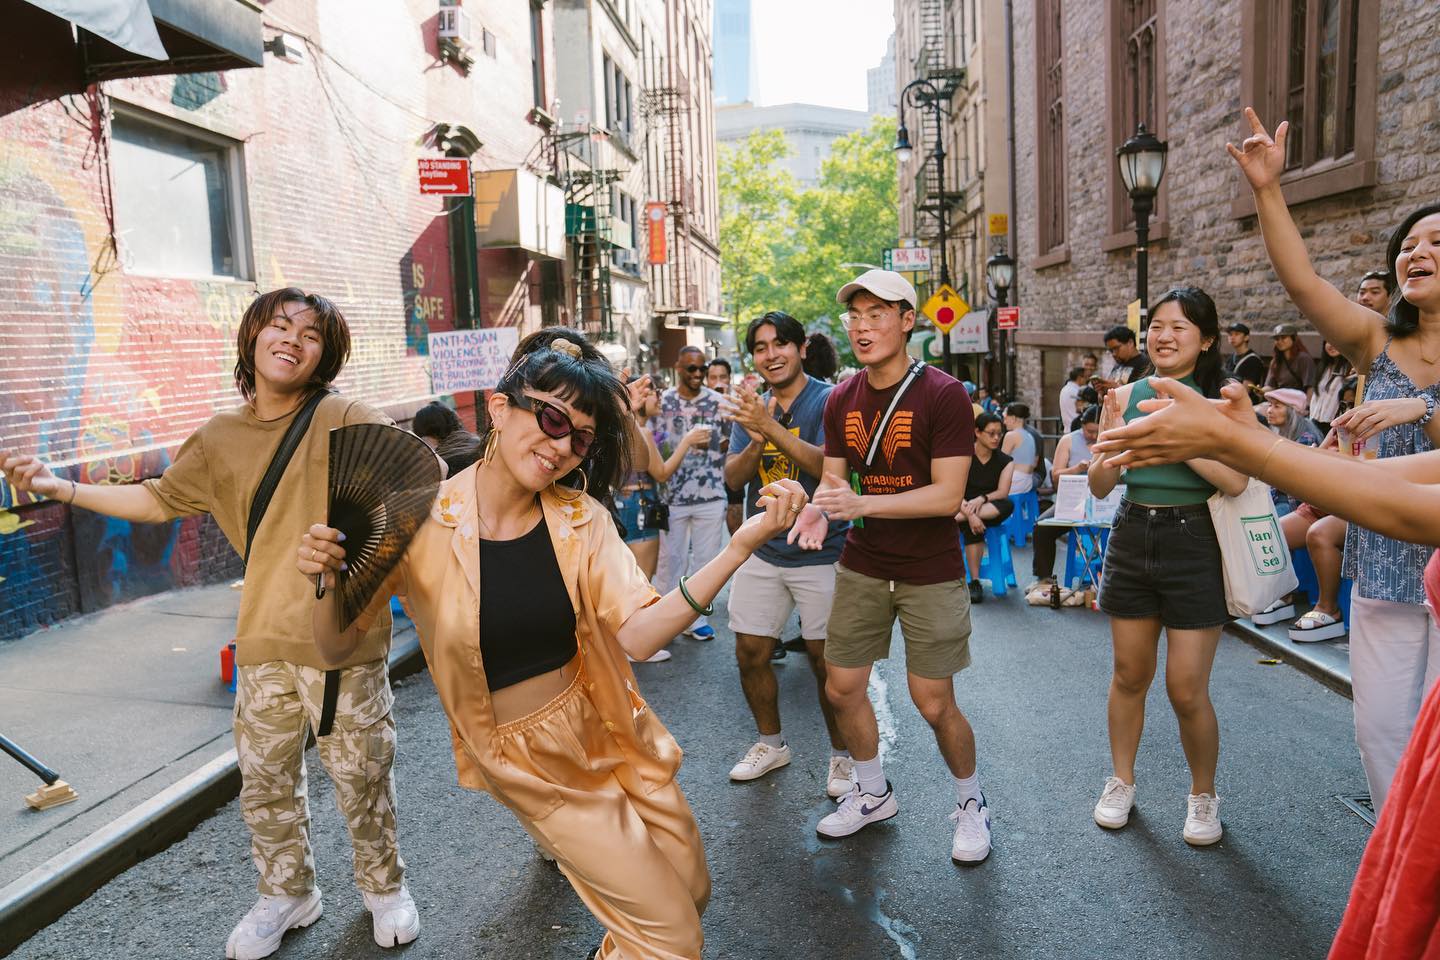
[234,659,405,897]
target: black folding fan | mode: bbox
[317,423,442,631]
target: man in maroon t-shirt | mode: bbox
[792,269,989,863]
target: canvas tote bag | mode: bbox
[1206,478,1299,617]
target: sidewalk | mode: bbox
[0,582,422,954]
[1226,616,1353,697]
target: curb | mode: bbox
[0,628,425,957]
[1225,619,1353,699]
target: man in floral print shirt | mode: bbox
[654,345,728,639]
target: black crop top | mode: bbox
[478,513,578,691]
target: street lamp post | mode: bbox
[986,251,1015,399]
[1116,123,1169,350]
[895,78,951,375]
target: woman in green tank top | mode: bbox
[1086,288,1250,848]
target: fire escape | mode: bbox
[911,0,966,257]
[638,61,694,317]
[551,128,625,340]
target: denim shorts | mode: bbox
[615,488,660,543]
[1097,500,1230,630]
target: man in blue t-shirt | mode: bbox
[722,312,852,798]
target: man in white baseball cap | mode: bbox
[790,267,991,863]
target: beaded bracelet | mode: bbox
[678,575,714,616]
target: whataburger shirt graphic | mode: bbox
[823,365,976,584]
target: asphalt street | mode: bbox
[11,564,1371,960]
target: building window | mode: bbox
[603,55,632,136]
[1238,0,1378,209]
[482,27,496,58]
[1035,0,1066,257]
[530,1,546,109]
[1107,0,1166,239]
[110,110,249,279]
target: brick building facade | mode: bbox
[0,0,719,642]
[1009,0,1440,422]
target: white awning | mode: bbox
[23,0,167,59]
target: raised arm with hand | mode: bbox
[1,449,168,523]
[1229,107,1385,367]
[811,454,969,521]
[1091,377,1440,544]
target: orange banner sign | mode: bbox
[646,201,667,265]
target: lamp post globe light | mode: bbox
[986,251,1016,398]
[1116,122,1168,344]
[894,77,951,373]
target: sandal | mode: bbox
[1287,608,1347,643]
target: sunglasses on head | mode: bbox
[510,393,598,458]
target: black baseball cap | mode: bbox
[1226,322,1251,335]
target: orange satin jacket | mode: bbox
[364,463,684,817]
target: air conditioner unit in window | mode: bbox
[438,5,472,45]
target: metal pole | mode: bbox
[1133,192,1153,353]
[934,98,951,377]
[0,732,60,785]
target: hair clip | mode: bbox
[551,338,582,359]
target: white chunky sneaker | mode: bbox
[363,886,421,948]
[826,756,856,799]
[728,741,792,781]
[225,889,323,960]
[949,796,992,863]
[1093,776,1138,829]
[627,649,673,663]
[816,781,898,838]
[1183,793,1223,846]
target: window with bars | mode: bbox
[1108,0,1165,237]
[1238,0,1377,209]
[1035,0,1066,257]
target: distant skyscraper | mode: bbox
[868,33,896,116]
[713,0,751,105]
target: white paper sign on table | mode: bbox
[1054,474,1090,522]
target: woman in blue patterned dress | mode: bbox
[1231,107,1440,812]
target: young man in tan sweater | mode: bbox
[2,289,417,960]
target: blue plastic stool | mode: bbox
[1064,527,1109,590]
[1291,547,1319,604]
[962,525,1017,597]
[1005,490,1040,546]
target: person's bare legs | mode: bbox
[1308,515,1348,615]
[906,673,976,778]
[804,640,844,750]
[824,663,878,762]
[964,540,985,579]
[734,632,781,736]
[1107,615,1163,783]
[1280,509,1315,550]
[1163,626,1224,795]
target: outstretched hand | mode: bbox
[0,449,65,500]
[786,503,829,550]
[731,478,808,554]
[623,371,654,413]
[1091,378,1263,468]
[1226,107,1288,193]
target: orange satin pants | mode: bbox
[491,671,710,959]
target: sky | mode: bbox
[751,1,895,112]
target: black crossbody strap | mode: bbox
[244,390,328,568]
[863,361,926,468]
[317,668,342,739]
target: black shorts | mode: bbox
[1097,500,1230,630]
[959,498,1014,544]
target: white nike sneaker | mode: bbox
[816,781,898,838]
[728,741,792,781]
[225,889,323,960]
[1093,776,1137,829]
[826,755,856,798]
[949,795,992,863]
[1183,792,1223,846]
[363,886,420,948]
[627,648,673,663]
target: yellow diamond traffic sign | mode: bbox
[921,284,969,334]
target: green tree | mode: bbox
[718,116,899,371]
[718,129,796,343]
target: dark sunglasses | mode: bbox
[511,393,598,458]
[682,364,705,374]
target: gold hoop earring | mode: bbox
[482,429,501,465]
[552,467,588,501]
